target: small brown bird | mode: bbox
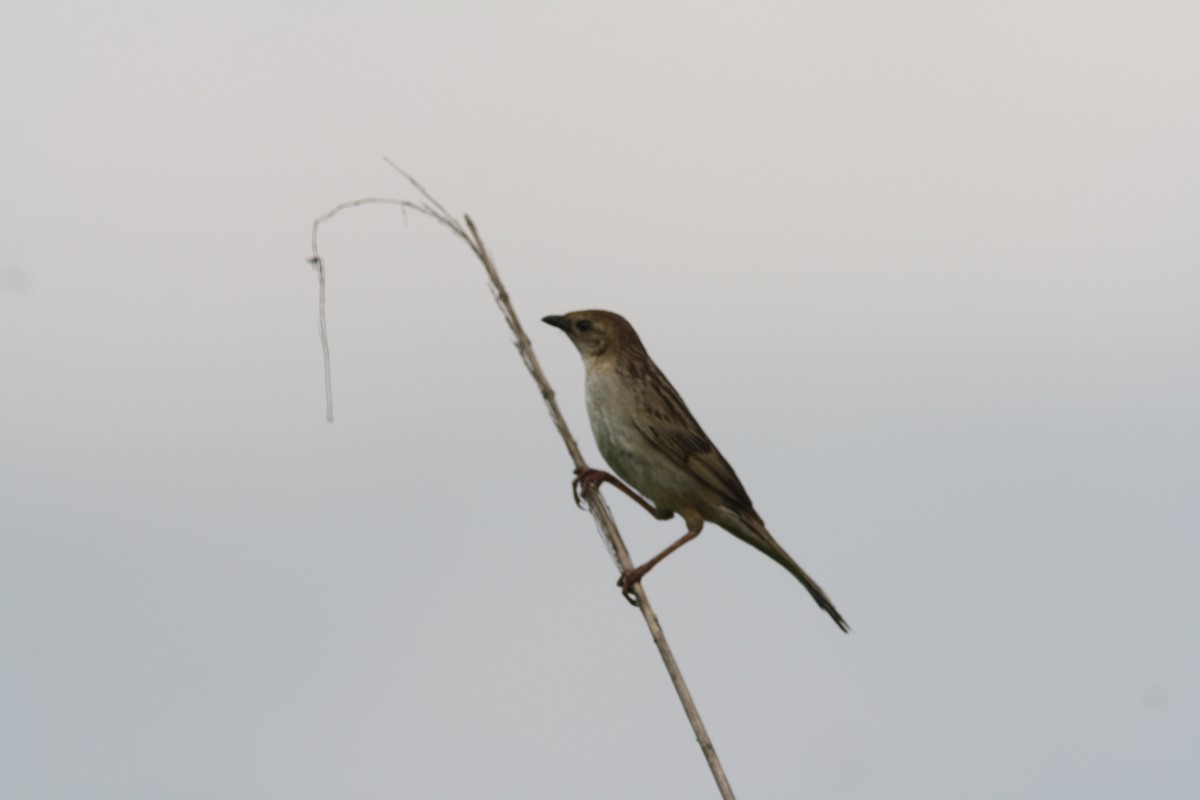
[544,310,849,632]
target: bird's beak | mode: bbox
[542,315,570,332]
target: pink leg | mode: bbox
[572,467,674,521]
[617,527,701,605]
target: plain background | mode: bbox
[3,2,1198,798]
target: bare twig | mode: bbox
[307,255,333,423]
[309,168,737,799]
[308,197,425,423]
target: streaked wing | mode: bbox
[630,359,753,509]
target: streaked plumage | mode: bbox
[544,310,849,632]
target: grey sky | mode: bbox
[3,2,1198,798]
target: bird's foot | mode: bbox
[616,565,650,606]
[571,467,612,508]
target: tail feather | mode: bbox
[723,510,850,633]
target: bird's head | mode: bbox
[542,310,644,364]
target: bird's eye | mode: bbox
[575,319,593,332]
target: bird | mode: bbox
[543,310,849,632]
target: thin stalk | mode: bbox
[310,167,736,799]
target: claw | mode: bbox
[570,467,605,509]
[570,474,586,508]
[616,566,647,606]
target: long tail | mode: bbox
[724,510,850,633]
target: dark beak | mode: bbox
[542,315,570,331]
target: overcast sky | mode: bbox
[3,2,1198,798]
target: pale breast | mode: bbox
[584,366,696,511]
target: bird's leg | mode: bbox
[572,467,674,520]
[617,527,701,605]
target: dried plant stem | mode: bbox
[309,165,736,799]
